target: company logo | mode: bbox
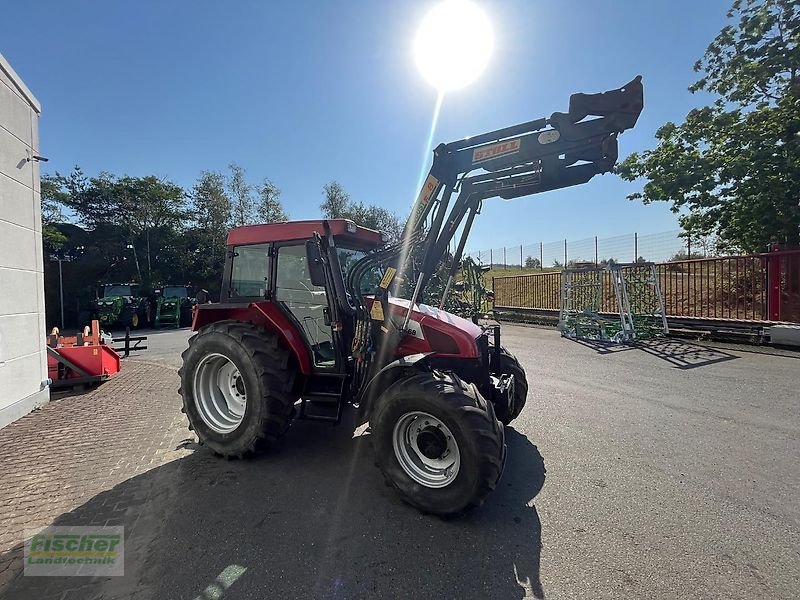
[24,526,124,577]
[417,174,439,207]
[472,138,521,164]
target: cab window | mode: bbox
[230,244,270,298]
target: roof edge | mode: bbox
[0,52,41,114]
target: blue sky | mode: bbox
[2,0,730,253]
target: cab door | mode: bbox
[273,243,338,369]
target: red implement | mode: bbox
[47,320,121,388]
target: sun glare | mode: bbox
[414,0,494,92]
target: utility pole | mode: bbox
[50,255,71,330]
[58,259,64,329]
[595,236,598,266]
[539,242,543,270]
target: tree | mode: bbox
[617,0,800,253]
[321,181,350,219]
[185,171,232,294]
[40,176,69,252]
[320,181,403,242]
[524,256,541,269]
[119,175,187,282]
[669,250,705,261]
[190,171,231,243]
[45,168,186,284]
[227,163,256,226]
[257,178,289,223]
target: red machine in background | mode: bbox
[46,320,123,389]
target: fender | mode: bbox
[355,353,430,426]
[192,302,313,375]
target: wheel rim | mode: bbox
[392,411,460,488]
[131,313,139,327]
[193,353,247,434]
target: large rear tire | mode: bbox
[179,320,297,458]
[372,370,506,516]
[493,348,528,425]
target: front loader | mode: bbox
[179,77,644,515]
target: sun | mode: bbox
[414,0,494,92]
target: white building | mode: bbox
[0,52,48,428]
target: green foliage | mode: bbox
[321,180,403,242]
[257,179,288,223]
[524,256,541,269]
[44,168,187,285]
[618,0,800,253]
[669,250,705,261]
[716,260,764,308]
[227,162,255,227]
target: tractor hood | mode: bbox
[387,297,483,359]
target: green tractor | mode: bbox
[92,283,151,330]
[154,285,196,328]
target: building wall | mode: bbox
[0,53,48,428]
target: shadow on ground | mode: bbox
[1,419,546,600]
[570,336,739,369]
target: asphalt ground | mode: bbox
[107,324,800,599]
[5,324,796,599]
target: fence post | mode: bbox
[539,242,543,271]
[634,232,638,262]
[564,239,567,266]
[595,236,598,266]
[767,244,782,321]
[490,248,493,267]
[503,247,507,270]
[520,245,523,270]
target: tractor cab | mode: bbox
[101,283,137,298]
[211,219,383,369]
[161,285,191,299]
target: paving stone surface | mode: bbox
[0,360,191,599]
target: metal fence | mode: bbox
[466,229,705,269]
[492,248,800,323]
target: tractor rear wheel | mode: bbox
[372,370,506,516]
[179,320,297,458]
[493,348,528,425]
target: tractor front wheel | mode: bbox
[179,320,297,458]
[493,348,528,425]
[372,371,506,516]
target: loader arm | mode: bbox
[405,75,644,306]
[346,76,643,391]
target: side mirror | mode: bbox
[306,241,327,287]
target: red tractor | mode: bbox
[180,78,644,515]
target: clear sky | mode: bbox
[2,0,730,253]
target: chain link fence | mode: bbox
[465,229,701,269]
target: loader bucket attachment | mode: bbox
[557,75,644,131]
